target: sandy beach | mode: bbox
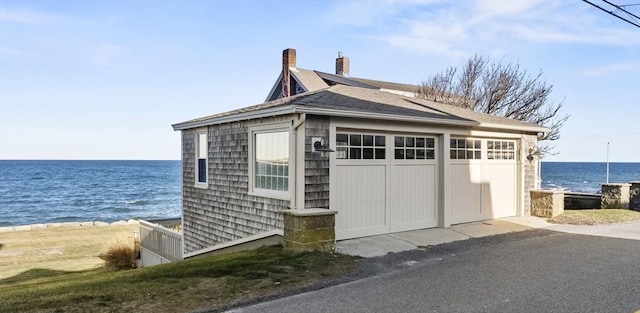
[0,222,139,280]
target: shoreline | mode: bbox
[0,219,140,233]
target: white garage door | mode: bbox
[450,138,518,224]
[333,132,438,240]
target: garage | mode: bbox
[332,131,439,240]
[449,137,518,224]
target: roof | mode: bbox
[265,67,420,101]
[172,85,548,134]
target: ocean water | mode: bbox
[1,160,638,227]
[541,162,640,194]
[0,160,181,227]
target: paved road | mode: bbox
[227,230,640,313]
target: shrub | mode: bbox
[99,240,137,271]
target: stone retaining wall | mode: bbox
[0,219,139,232]
[530,190,565,218]
[601,183,631,209]
[629,181,640,211]
[283,209,336,252]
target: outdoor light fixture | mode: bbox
[313,137,335,153]
[527,147,539,161]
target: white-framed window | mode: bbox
[195,129,208,187]
[248,123,290,200]
[487,140,516,160]
[450,138,481,160]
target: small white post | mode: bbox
[606,142,610,184]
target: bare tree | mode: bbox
[416,55,569,154]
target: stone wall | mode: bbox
[564,192,601,210]
[181,115,293,254]
[530,190,564,218]
[601,183,631,209]
[0,220,138,232]
[629,182,640,211]
[283,209,336,252]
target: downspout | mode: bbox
[290,113,306,210]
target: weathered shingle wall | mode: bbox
[181,115,293,254]
[522,134,539,215]
[304,115,330,209]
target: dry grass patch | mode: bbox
[98,240,137,271]
[548,209,640,225]
[0,246,358,313]
[0,224,138,280]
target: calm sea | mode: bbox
[0,160,181,227]
[541,162,640,194]
[0,160,638,226]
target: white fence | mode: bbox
[139,220,183,267]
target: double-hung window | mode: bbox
[249,123,290,200]
[195,129,208,187]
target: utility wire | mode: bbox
[602,0,640,20]
[582,0,640,28]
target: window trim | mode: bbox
[195,128,208,188]
[248,122,291,201]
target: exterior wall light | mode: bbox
[312,137,335,153]
[527,147,540,161]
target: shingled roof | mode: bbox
[173,84,548,134]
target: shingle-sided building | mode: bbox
[172,49,547,256]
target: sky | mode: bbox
[0,0,639,162]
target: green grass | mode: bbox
[0,246,358,313]
[548,209,640,225]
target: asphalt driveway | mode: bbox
[225,229,640,313]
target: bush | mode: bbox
[99,240,137,271]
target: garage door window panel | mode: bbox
[337,132,385,160]
[450,138,481,160]
[488,140,515,160]
[395,136,436,160]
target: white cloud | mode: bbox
[472,0,540,18]
[0,8,53,23]
[90,44,125,67]
[0,46,19,56]
[0,8,92,26]
[329,0,640,58]
[582,62,640,76]
[324,0,444,27]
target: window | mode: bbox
[450,138,481,160]
[249,124,290,199]
[336,133,385,160]
[487,140,515,160]
[395,136,435,160]
[195,130,208,187]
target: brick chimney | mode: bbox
[335,51,349,76]
[282,48,296,97]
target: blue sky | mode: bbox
[1,0,639,162]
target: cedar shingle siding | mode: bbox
[522,134,538,215]
[181,115,292,254]
[304,115,330,209]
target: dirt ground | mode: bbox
[0,224,139,280]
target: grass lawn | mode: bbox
[0,224,139,280]
[0,246,358,313]
[548,209,640,225]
